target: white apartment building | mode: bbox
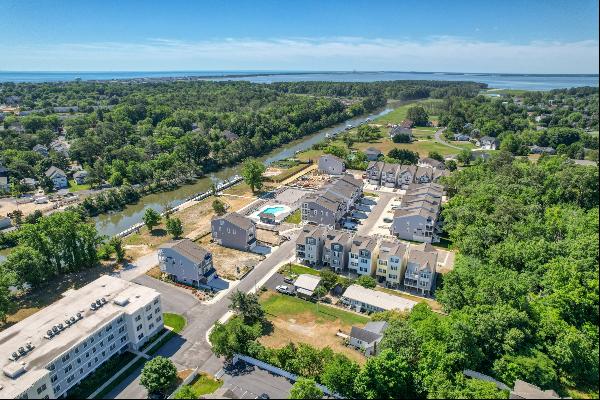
[0,276,163,399]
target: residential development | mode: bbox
[211,212,257,251]
[158,238,217,287]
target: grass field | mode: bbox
[284,209,301,224]
[68,179,91,192]
[164,312,186,333]
[278,263,320,277]
[375,99,445,126]
[174,373,224,398]
[259,291,369,363]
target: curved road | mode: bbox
[433,127,464,151]
[107,235,299,399]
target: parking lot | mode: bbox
[220,361,293,399]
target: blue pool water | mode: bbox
[262,206,286,214]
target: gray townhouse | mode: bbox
[391,206,438,243]
[301,191,345,228]
[396,165,417,189]
[366,161,385,185]
[348,235,378,277]
[376,240,408,288]
[381,163,400,188]
[365,147,383,161]
[318,154,345,175]
[326,174,363,211]
[296,225,326,267]
[414,166,435,184]
[211,212,257,251]
[418,157,446,170]
[389,125,412,140]
[403,243,438,295]
[45,166,69,189]
[158,239,217,287]
[322,230,353,272]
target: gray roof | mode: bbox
[351,235,377,253]
[511,380,561,399]
[379,240,408,259]
[222,130,239,141]
[350,326,382,344]
[408,244,438,272]
[45,166,66,178]
[394,206,438,221]
[366,161,385,172]
[159,238,211,264]
[382,163,400,174]
[364,321,388,334]
[480,136,499,144]
[365,147,382,155]
[319,154,344,164]
[419,157,445,169]
[217,212,255,230]
[73,170,88,178]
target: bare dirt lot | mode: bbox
[258,291,368,364]
[197,235,263,280]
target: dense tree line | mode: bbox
[439,90,599,159]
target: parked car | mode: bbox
[283,277,294,284]
[256,394,270,399]
[276,285,293,295]
[383,217,393,223]
[342,221,357,230]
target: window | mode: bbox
[67,375,75,383]
[94,356,98,363]
[77,357,81,364]
[101,350,106,357]
[99,340,104,347]
[105,325,112,332]
[90,337,95,343]
[153,299,159,305]
[137,333,144,340]
[64,365,72,374]
[135,315,141,322]
[51,375,58,383]
[147,314,153,321]
[117,316,124,324]
[48,364,55,371]
[87,361,92,368]
[79,368,84,375]
[85,351,90,358]
[121,336,127,343]
[110,344,116,351]
[108,334,114,341]
[61,354,70,362]
[36,384,47,395]
[55,385,60,393]
[149,323,154,330]
[92,347,96,353]
[154,307,161,314]
[74,347,79,354]
[83,341,88,348]
[136,324,142,331]
[145,305,151,311]
[155,316,162,323]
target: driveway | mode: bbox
[434,128,464,151]
[356,192,395,236]
[108,237,299,399]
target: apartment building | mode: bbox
[296,225,326,266]
[403,243,438,295]
[322,230,353,272]
[376,240,409,288]
[0,276,163,399]
[348,235,378,276]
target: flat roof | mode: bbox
[294,274,321,292]
[0,275,160,397]
[342,285,416,311]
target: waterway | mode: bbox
[92,107,393,237]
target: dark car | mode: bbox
[283,277,294,284]
[256,394,270,399]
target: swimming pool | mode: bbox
[262,206,286,214]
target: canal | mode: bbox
[92,107,393,237]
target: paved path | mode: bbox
[108,236,299,399]
[433,128,464,151]
[356,192,395,236]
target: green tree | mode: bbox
[173,385,196,399]
[289,378,323,399]
[0,272,14,322]
[108,237,126,262]
[353,349,415,399]
[406,106,429,126]
[392,133,412,143]
[356,275,376,289]
[445,159,458,171]
[143,208,162,232]
[428,151,445,162]
[212,199,227,215]
[321,354,360,398]
[208,318,262,359]
[166,217,184,239]
[456,149,471,166]
[387,148,419,165]
[228,290,265,324]
[241,158,266,193]
[319,269,338,291]
[140,356,178,395]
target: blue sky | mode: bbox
[1,0,598,73]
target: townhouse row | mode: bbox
[300,174,364,229]
[295,225,438,295]
[365,161,448,189]
[390,183,444,243]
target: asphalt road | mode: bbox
[356,192,395,236]
[109,237,299,399]
[433,127,463,151]
[221,361,293,399]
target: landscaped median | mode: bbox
[172,372,224,399]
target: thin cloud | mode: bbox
[1,37,598,73]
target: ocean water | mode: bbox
[0,71,597,90]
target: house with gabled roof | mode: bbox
[318,154,345,175]
[45,166,68,189]
[158,239,217,286]
[349,321,388,356]
[211,212,257,251]
[366,161,385,185]
[365,147,382,161]
[348,235,378,276]
[403,243,438,295]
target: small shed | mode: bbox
[258,211,277,225]
[293,274,322,300]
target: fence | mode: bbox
[167,366,200,399]
[114,175,243,239]
[233,354,341,398]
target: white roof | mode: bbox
[0,275,160,397]
[342,284,417,311]
[293,274,321,292]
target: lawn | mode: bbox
[278,263,320,277]
[354,138,464,157]
[174,373,224,398]
[259,291,369,364]
[374,99,445,126]
[68,179,91,192]
[164,312,186,333]
[260,291,369,326]
[283,209,301,224]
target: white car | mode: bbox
[276,285,293,295]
